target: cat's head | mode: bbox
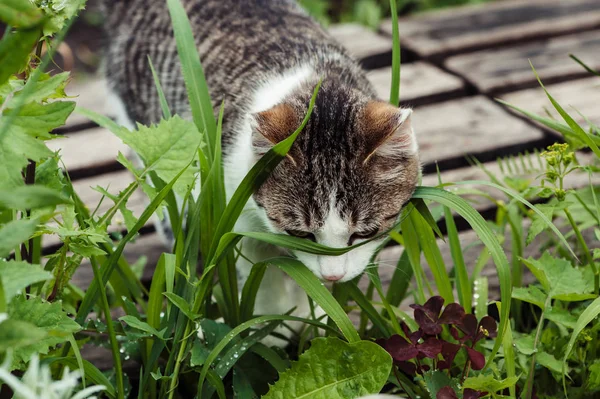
[250,82,419,282]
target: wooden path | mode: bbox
[53,0,600,302]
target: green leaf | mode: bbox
[233,368,258,399]
[388,0,400,106]
[0,0,44,28]
[8,100,75,138]
[0,318,47,351]
[512,286,547,310]
[163,292,199,320]
[263,337,391,399]
[0,127,53,188]
[89,114,200,197]
[0,218,37,257]
[526,204,554,245]
[7,296,81,367]
[522,252,594,300]
[587,360,600,392]
[546,307,578,329]
[463,375,519,394]
[69,243,106,257]
[0,185,70,209]
[13,72,70,104]
[0,29,39,87]
[537,352,563,374]
[119,315,164,339]
[33,0,85,37]
[423,370,458,398]
[0,260,51,304]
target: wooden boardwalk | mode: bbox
[53,0,600,300]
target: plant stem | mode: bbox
[167,323,192,399]
[524,295,552,399]
[90,257,125,399]
[564,207,598,294]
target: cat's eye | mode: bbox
[349,228,379,245]
[286,230,316,242]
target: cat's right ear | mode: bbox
[250,103,299,162]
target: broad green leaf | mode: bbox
[263,337,391,399]
[12,72,70,104]
[0,29,39,87]
[514,335,535,356]
[69,243,106,257]
[0,319,47,353]
[0,260,51,304]
[0,128,53,188]
[0,0,44,28]
[0,218,37,257]
[546,308,578,329]
[526,203,555,245]
[511,286,547,310]
[522,252,594,300]
[563,296,600,394]
[463,375,519,394]
[537,352,563,374]
[7,296,81,367]
[8,100,75,138]
[98,116,200,197]
[233,368,258,399]
[0,185,70,209]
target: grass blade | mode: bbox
[444,205,471,313]
[147,55,172,119]
[385,249,412,307]
[388,0,401,106]
[166,0,216,159]
[344,281,392,337]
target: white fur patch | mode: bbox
[250,65,313,113]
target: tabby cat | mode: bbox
[101,0,419,336]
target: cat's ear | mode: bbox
[251,103,299,162]
[362,101,417,163]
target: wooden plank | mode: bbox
[63,76,110,130]
[47,127,126,178]
[381,0,600,59]
[500,77,600,129]
[367,62,465,106]
[445,30,600,94]
[412,96,545,166]
[328,23,393,69]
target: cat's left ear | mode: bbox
[362,101,417,163]
[250,103,299,162]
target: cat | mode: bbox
[100,0,420,340]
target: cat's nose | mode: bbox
[323,273,344,281]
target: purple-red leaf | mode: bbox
[418,337,443,358]
[439,303,466,324]
[386,335,418,361]
[466,346,486,370]
[414,308,443,335]
[436,386,459,399]
[395,360,417,376]
[458,314,478,338]
[441,341,461,366]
